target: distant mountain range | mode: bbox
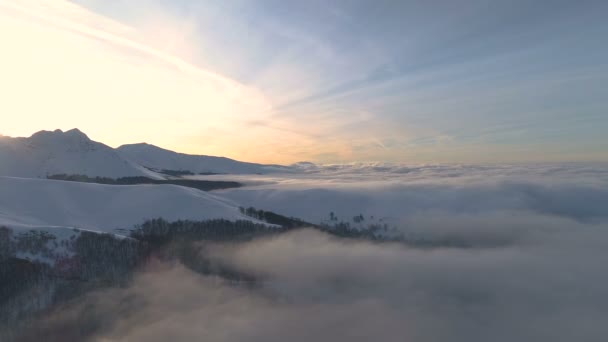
[0,129,295,179]
[118,142,289,175]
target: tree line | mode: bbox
[47,174,241,191]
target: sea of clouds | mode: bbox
[213,163,608,224]
[21,163,608,341]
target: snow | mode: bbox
[5,223,83,265]
[0,176,263,235]
[0,129,158,178]
[118,143,290,175]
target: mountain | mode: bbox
[0,129,290,178]
[0,129,160,179]
[118,143,289,175]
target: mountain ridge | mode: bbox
[0,129,156,178]
[0,129,295,178]
[118,141,290,175]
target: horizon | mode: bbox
[1,0,607,164]
[3,127,607,167]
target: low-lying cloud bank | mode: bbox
[218,163,608,224]
[16,163,608,341]
[26,220,608,341]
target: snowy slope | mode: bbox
[0,176,261,234]
[0,129,159,178]
[118,143,289,175]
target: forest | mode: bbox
[47,174,241,191]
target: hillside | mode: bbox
[118,143,289,175]
[0,176,260,234]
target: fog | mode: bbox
[28,223,608,341]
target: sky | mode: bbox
[0,0,607,164]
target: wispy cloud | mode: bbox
[0,0,277,160]
[1,0,607,163]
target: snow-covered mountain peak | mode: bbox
[28,129,94,152]
[64,128,89,139]
[30,128,90,142]
[0,129,152,178]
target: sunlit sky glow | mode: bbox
[1,0,607,164]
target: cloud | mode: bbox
[17,162,608,342]
[21,215,608,342]
[217,163,608,224]
[2,0,607,163]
